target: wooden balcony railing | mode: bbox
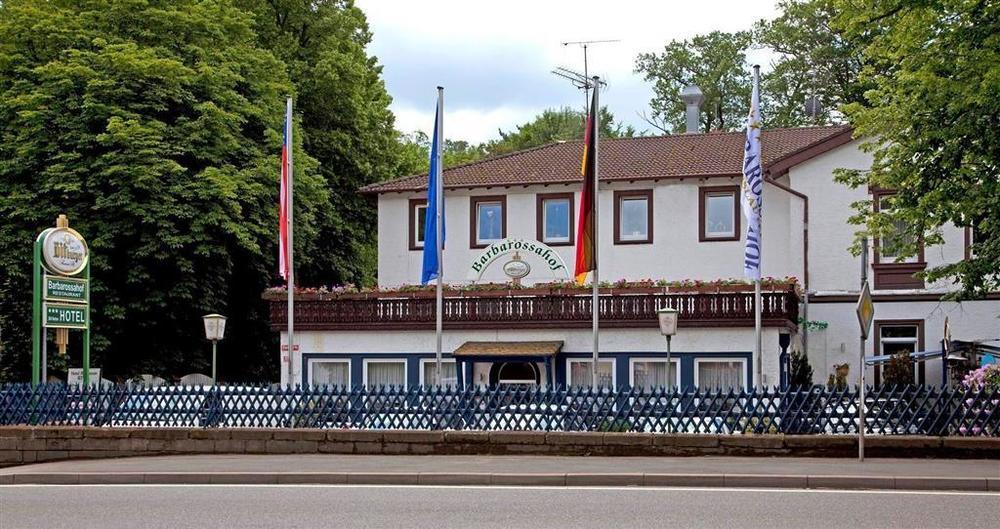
[267,289,800,331]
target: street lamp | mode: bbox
[657,307,678,388]
[202,314,227,384]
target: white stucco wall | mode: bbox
[377,177,802,288]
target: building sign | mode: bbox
[68,368,101,387]
[44,302,88,329]
[44,275,88,303]
[42,227,89,276]
[468,238,569,281]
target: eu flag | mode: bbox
[421,92,444,284]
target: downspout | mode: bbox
[765,177,809,357]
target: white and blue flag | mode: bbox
[421,92,444,284]
[741,67,763,280]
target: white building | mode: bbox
[269,121,998,390]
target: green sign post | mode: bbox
[32,217,91,386]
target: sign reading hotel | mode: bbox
[44,302,89,329]
[469,238,569,281]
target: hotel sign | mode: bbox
[44,302,89,329]
[469,238,569,281]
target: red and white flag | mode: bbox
[279,98,292,281]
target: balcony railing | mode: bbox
[267,289,799,331]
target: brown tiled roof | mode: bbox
[362,125,853,193]
[453,341,563,357]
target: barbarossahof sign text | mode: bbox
[44,275,88,303]
[469,238,569,281]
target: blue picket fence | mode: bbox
[1,384,997,436]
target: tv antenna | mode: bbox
[557,39,619,107]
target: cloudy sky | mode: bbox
[356,0,781,143]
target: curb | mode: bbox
[2,472,997,491]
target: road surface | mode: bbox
[2,484,998,529]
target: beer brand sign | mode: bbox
[42,227,89,276]
[468,239,569,281]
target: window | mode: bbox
[363,359,407,387]
[470,195,506,248]
[536,193,574,246]
[699,186,740,241]
[309,359,350,387]
[874,320,924,386]
[694,359,747,389]
[420,359,458,386]
[408,199,427,250]
[614,190,653,244]
[630,359,679,388]
[872,192,925,289]
[567,359,615,388]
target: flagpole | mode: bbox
[285,96,295,386]
[591,76,601,389]
[435,87,444,385]
[751,65,762,389]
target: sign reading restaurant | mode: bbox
[469,238,570,281]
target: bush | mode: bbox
[882,351,915,387]
[789,350,814,387]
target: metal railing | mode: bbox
[2,384,996,436]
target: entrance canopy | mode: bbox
[453,341,563,358]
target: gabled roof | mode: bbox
[362,124,853,194]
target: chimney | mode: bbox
[680,85,703,134]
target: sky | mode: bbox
[356,0,782,143]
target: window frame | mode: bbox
[362,358,408,387]
[536,192,575,246]
[408,198,428,251]
[307,358,352,387]
[613,189,653,245]
[418,358,459,386]
[628,357,681,388]
[698,186,741,242]
[871,191,926,289]
[873,319,925,386]
[566,358,617,388]
[693,357,748,390]
[469,195,507,249]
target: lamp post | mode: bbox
[657,307,678,388]
[202,314,227,384]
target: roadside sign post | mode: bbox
[32,215,91,386]
[855,237,874,462]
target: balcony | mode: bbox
[265,288,800,332]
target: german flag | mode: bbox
[574,88,598,284]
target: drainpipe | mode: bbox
[765,177,809,356]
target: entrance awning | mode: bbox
[453,341,563,358]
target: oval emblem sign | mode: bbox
[502,258,531,280]
[42,227,89,276]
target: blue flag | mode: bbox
[421,94,444,284]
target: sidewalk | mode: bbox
[2,454,998,490]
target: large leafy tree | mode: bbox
[635,31,752,133]
[833,0,1000,298]
[238,0,401,288]
[0,0,328,381]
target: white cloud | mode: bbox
[358,0,781,141]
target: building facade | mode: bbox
[269,125,998,389]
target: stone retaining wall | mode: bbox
[2,427,998,467]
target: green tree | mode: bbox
[486,106,635,155]
[754,0,867,126]
[832,0,1000,298]
[238,0,401,288]
[635,31,752,133]
[0,0,327,381]
[789,350,815,387]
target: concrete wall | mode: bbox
[3,427,998,469]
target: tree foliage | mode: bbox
[0,0,398,382]
[832,0,1000,298]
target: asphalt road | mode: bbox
[2,485,998,529]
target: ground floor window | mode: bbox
[364,359,407,387]
[875,321,924,385]
[420,359,458,386]
[629,359,679,389]
[567,359,615,388]
[695,359,746,389]
[309,359,350,387]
